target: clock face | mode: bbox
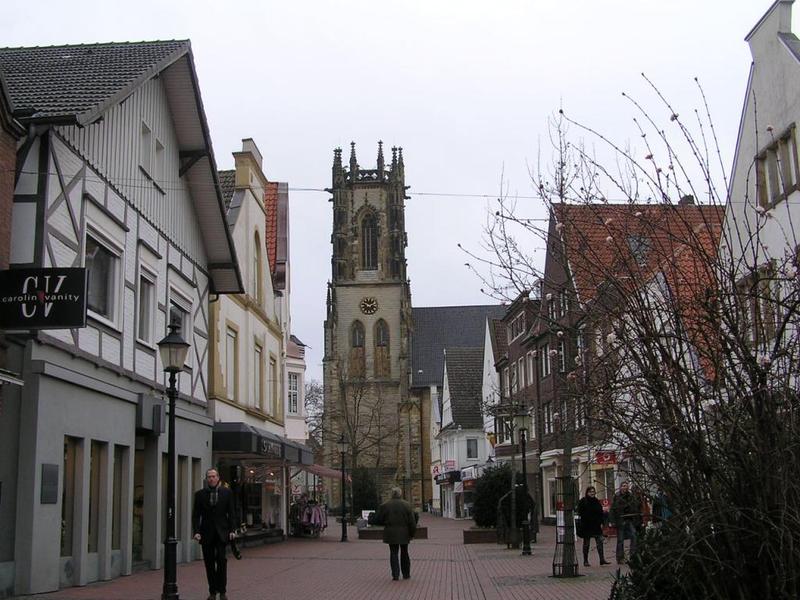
[359,296,379,315]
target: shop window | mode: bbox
[178,456,187,541]
[61,436,79,557]
[88,440,103,553]
[112,445,125,550]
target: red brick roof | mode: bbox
[552,202,724,306]
[553,201,724,381]
[264,181,278,277]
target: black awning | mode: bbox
[212,422,314,464]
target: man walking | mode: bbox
[374,487,417,581]
[610,481,641,564]
[193,468,236,600]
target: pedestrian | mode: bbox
[652,488,673,525]
[576,486,611,567]
[373,487,417,581]
[610,481,641,564]
[193,468,237,600]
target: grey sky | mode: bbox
[2,0,773,381]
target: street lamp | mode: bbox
[157,322,189,600]
[337,433,348,542]
[515,411,532,556]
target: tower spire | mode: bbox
[377,140,385,175]
[349,141,358,176]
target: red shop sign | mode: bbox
[595,451,617,465]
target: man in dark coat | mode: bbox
[610,481,641,564]
[577,486,610,566]
[373,487,417,580]
[193,468,236,600]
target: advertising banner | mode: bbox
[0,268,87,330]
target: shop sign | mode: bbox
[0,268,87,330]
[431,464,441,477]
[463,478,476,491]
[444,459,456,470]
[435,470,461,485]
[595,450,617,465]
[258,436,281,458]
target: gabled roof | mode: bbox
[218,169,236,209]
[489,318,508,364]
[443,347,484,430]
[411,304,506,388]
[0,73,23,137]
[552,202,724,308]
[0,41,188,125]
[0,41,243,294]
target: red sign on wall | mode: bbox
[595,450,617,465]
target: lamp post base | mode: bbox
[161,536,179,600]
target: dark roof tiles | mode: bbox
[411,304,506,388]
[444,347,484,430]
[0,41,188,122]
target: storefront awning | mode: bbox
[212,422,313,464]
[294,463,350,482]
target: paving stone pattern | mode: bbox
[13,516,620,600]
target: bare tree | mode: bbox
[304,378,324,446]
[467,78,800,599]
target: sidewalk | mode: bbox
[14,515,621,600]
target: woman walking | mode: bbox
[577,486,610,567]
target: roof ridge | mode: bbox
[0,40,189,51]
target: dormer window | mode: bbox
[508,313,525,341]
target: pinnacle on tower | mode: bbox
[349,141,358,174]
[391,146,398,171]
[377,140,385,173]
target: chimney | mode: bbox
[679,194,695,206]
[241,138,263,169]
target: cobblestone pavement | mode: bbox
[14,515,622,600]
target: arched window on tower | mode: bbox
[350,320,365,377]
[374,319,390,377]
[361,214,378,270]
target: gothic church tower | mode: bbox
[323,142,422,508]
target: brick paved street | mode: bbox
[14,515,620,600]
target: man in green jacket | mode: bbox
[374,487,417,580]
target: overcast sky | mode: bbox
[2,0,778,381]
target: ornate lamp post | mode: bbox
[337,433,348,542]
[515,411,532,556]
[157,323,189,600]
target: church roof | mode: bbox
[443,346,484,430]
[411,304,506,388]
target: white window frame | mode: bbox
[136,264,156,346]
[558,340,567,373]
[253,340,264,410]
[544,402,553,434]
[540,343,551,378]
[85,226,124,331]
[226,326,238,402]
[288,372,299,414]
[466,438,478,459]
[168,286,193,369]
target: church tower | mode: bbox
[323,142,422,508]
